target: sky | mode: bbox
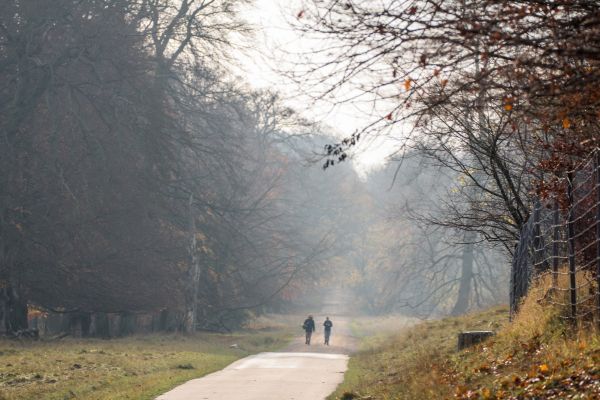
[234,0,399,177]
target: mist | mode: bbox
[0,1,516,339]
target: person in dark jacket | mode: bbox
[302,315,315,345]
[323,317,333,345]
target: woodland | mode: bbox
[1,0,599,337]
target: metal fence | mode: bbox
[510,149,600,326]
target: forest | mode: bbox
[0,0,512,339]
[1,1,600,399]
[1,0,599,340]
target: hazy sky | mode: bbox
[235,0,398,176]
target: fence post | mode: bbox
[533,199,541,271]
[553,201,560,288]
[567,172,577,324]
[595,150,600,328]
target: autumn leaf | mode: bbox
[404,78,412,90]
[539,364,550,374]
[297,10,305,18]
[504,97,514,111]
[455,385,468,395]
[481,387,492,399]
[385,112,393,121]
[562,117,571,129]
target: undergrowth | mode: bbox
[330,277,600,400]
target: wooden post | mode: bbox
[552,201,560,288]
[567,172,577,324]
[595,151,600,328]
[533,199,542,271]
[457,331,494,350]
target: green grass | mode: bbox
[0,325,292,399]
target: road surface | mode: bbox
[157,289,356,400]
[155,351,348,400]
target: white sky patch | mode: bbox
[233,0,400,177]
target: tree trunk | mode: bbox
[451,232,475,316]
[94,313,110,338]
[2,285,28,333]
[184,194,200,333]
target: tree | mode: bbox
[294,0,600,255]
[361,156,507,316]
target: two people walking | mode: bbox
[302,315,333,345]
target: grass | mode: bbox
[329,276,600,399]
[0,318,292,400]
[330,307,508,400]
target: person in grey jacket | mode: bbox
[323,317,333,345]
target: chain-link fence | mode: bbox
[510,149,600,326]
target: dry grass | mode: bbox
[0,322,292,399]
[329,307,508,399]
[349,315,420,341]
[330,275,600,400]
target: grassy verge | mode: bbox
[0,318,292,400]
[330,291,600,399]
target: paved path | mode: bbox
[155,351,348,400]
[157,316,356,400]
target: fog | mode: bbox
[0,1,510,337]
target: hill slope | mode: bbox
[331,302,600,399]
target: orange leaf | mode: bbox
[504,104,513,111]
[539,364,549,374]
[481,387,492,399]
[455,385,468,395]
[562,117,571,129]
[404,79,412,90]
